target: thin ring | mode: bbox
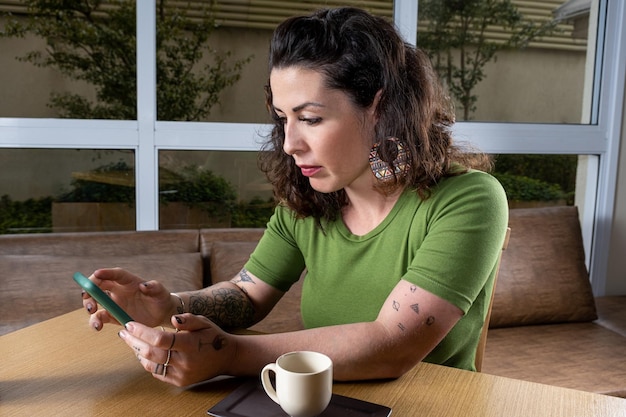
[154,363,164,376]
[164,348,172,367]
[168,332,176,350]
[162,349,171,378]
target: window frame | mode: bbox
[0,0,624,295]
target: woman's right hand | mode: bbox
[82,268,173,330]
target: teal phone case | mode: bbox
[73,272,133,325]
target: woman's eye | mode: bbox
[300,117,321,125]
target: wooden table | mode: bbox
[2,310,626,416]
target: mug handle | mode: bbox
[260,363,280,405]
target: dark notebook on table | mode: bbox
[207,379,392,417]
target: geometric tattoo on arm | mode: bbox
[232,268,255,295]
[234,268,255,284]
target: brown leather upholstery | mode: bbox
[209,241,259,283]
[0,230,203,335]
[482,206,626,398]
[490,206,597,327]
[593,295,626,337]
[200,228,264,286]
[483,322,626,397]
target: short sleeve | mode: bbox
[404,171,509,313]
[244,206,306,292]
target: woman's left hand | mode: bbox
[118,313,236,387]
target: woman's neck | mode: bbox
[341,187,404,236]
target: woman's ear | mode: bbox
[368,89,383,121]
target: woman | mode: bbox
[83,7,508,387]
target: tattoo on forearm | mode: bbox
[426,316,435,325]
[189,287,255,328]
[410,285,417,293]
[197,334,227,352]
[397,322,406,331]
[392,300,400,311]
[410,303,419,314]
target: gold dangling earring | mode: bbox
[369,137,410,181]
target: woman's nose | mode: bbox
[282,121,302,156]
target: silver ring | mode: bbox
[154,328,175,377]
[154,363,165,376]
[161,345,173,377]
[168,332,176,350]
[164,348,172,367]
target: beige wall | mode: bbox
[0,23,586,124]
[0,21,272,122]
[203,27,272,124]
[473,48,584,123]
[0,23,97,118]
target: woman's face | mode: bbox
[269,66,378,194]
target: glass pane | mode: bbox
[158,150,274,229]
[492,154,578,208]
[155,1,394,122]
[0,149,135,234]
[417,0,592,123]
[0,1,137,119]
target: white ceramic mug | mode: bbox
[260,351,333,417]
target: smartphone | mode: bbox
[73,272,134,325]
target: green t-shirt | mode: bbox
[245,170,508,371]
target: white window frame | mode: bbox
[0,0,623,295]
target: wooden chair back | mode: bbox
[475,227,511,372]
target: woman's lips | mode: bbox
[299,166,322,177]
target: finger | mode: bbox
[82,290,97,314]
[124,322,177,352]
[136,351,173,379]
[89,309,119,330]
[91,267,143,290]
[119,325,172,366]
[171,313,215,332]
[138,279,170,297]
[93,270,170,304]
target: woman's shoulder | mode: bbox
[437,169,505,194]
[422,169,508,214]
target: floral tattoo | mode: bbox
[189,287,255,328]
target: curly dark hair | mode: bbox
[259,7,491,222]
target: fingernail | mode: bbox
[92,322,100,331]
[118,330,127,339]
[87,303,93,313]
[142,282,150,287]
[125,322,134,332]
[175,316,183,324]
